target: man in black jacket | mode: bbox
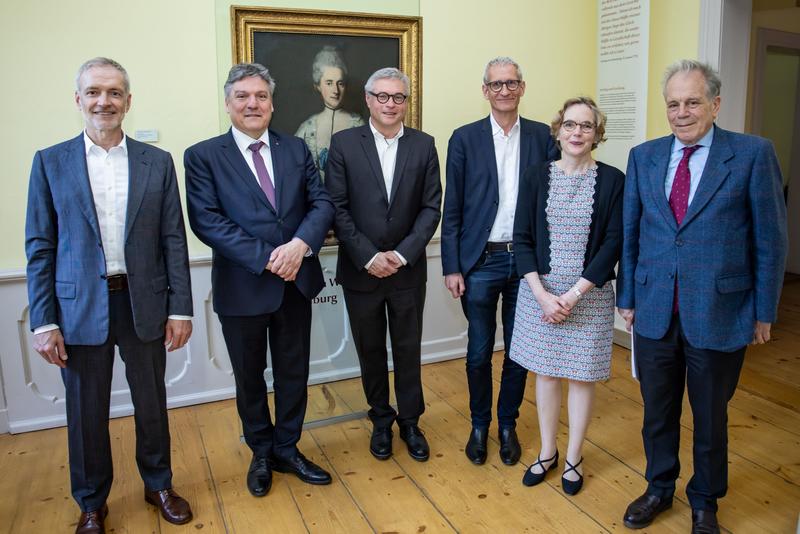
[325,67,441,462]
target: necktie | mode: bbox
[669,144,700,314]
[668,145,700,225]
[248,141,276,209]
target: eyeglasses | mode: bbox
[485,79,522,93]
[368,91,408,104]
[561,120,596,133]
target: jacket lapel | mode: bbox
[647,136,678,232]
[388,129,411,207]
[269,130,283,214]
[359,126,389,205]
[62,134,102,241]
[680,126,733,229]
[519,119,532,173]
[480,117,500,198]
[220,129,276,214]
[124,137,151,241]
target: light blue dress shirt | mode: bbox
[664,125,715,205]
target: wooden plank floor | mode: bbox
[1,276,799,533]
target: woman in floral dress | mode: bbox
[510,97,624,495]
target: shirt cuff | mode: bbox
[34,324,60,335]
[393,250,408,266]
[168,315,193,321]
[365,253,381,269]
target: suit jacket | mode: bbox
[25,134,192,345]
[514,160,625,286]
[325,125,442,292]
[184,128,334,316]
[441,116,559,276]
[616,126,787,351]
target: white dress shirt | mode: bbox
[34,132,191,336]
[365,119,407,269]
[488,113,521,242]
[230,126,276,189]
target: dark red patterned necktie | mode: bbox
[670,144,700,314]
[669,145,700,225]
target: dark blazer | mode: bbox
[616,126,787,351]
[25,134,192,345]
[514,160,625,286]
[325,125,442,292]
[441,116,559,276]
[184,129,334,316]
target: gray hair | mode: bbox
[483,56,523,84]
[224,63,276,99]
[76,57,130,93]
[364,67,410,95]
[312,46,347,84]
[662,59,721,100]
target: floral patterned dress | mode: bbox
[509,162,614,382]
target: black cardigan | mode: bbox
[513,160,625,286]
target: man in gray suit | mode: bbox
[25,57,194,534]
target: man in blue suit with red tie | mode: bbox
[184,63,335,498]
[441,57,559,466]
[617,60,787,534]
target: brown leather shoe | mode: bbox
[144,488,193,525]
[75,504,108,534]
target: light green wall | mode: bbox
[0,0,699,271]
[762,51,799,183]
[646,0,701,139]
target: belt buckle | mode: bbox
[505,242,513,253]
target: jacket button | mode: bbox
[675,239,683,247]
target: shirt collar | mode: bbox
[369,119,404,143]
[672,124,715,154]
[83,131,127,156]
[489,113,520,137]
[231,125,270,153]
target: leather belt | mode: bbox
[105,274,128,292]
[485,241,513,253]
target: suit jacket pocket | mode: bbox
[634,267,647,285]
[55,281,76,299]
[152,275,169,293]
[716,273,752,294]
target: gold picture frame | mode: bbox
[231,6,422,130]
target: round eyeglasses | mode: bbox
[369,91,408,104]
[485,79,522,93]
[561,120,596,133]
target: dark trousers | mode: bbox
[343,283,426,429]
[218,282,311,460]
[62,289,171,512]
[635,315,746,512]
[461,249,527,429]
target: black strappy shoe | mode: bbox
[561,457,584,495]
[522,450,559,487]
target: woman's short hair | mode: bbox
[550,96,607,150]
[312,46,348,85]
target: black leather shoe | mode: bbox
[75,504,108,534]
[370,427,393,460]
[522,450,558,487]
[271,452,332,485]
[399,425,429,461]
[691,509,720,534]
[246,455,272,497]
[465,427,488,465]
[623,493,673,529]
[498,427,521,465]
[561,457,583,496]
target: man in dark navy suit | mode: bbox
[441,57,558,466]
[185,63,335,497]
